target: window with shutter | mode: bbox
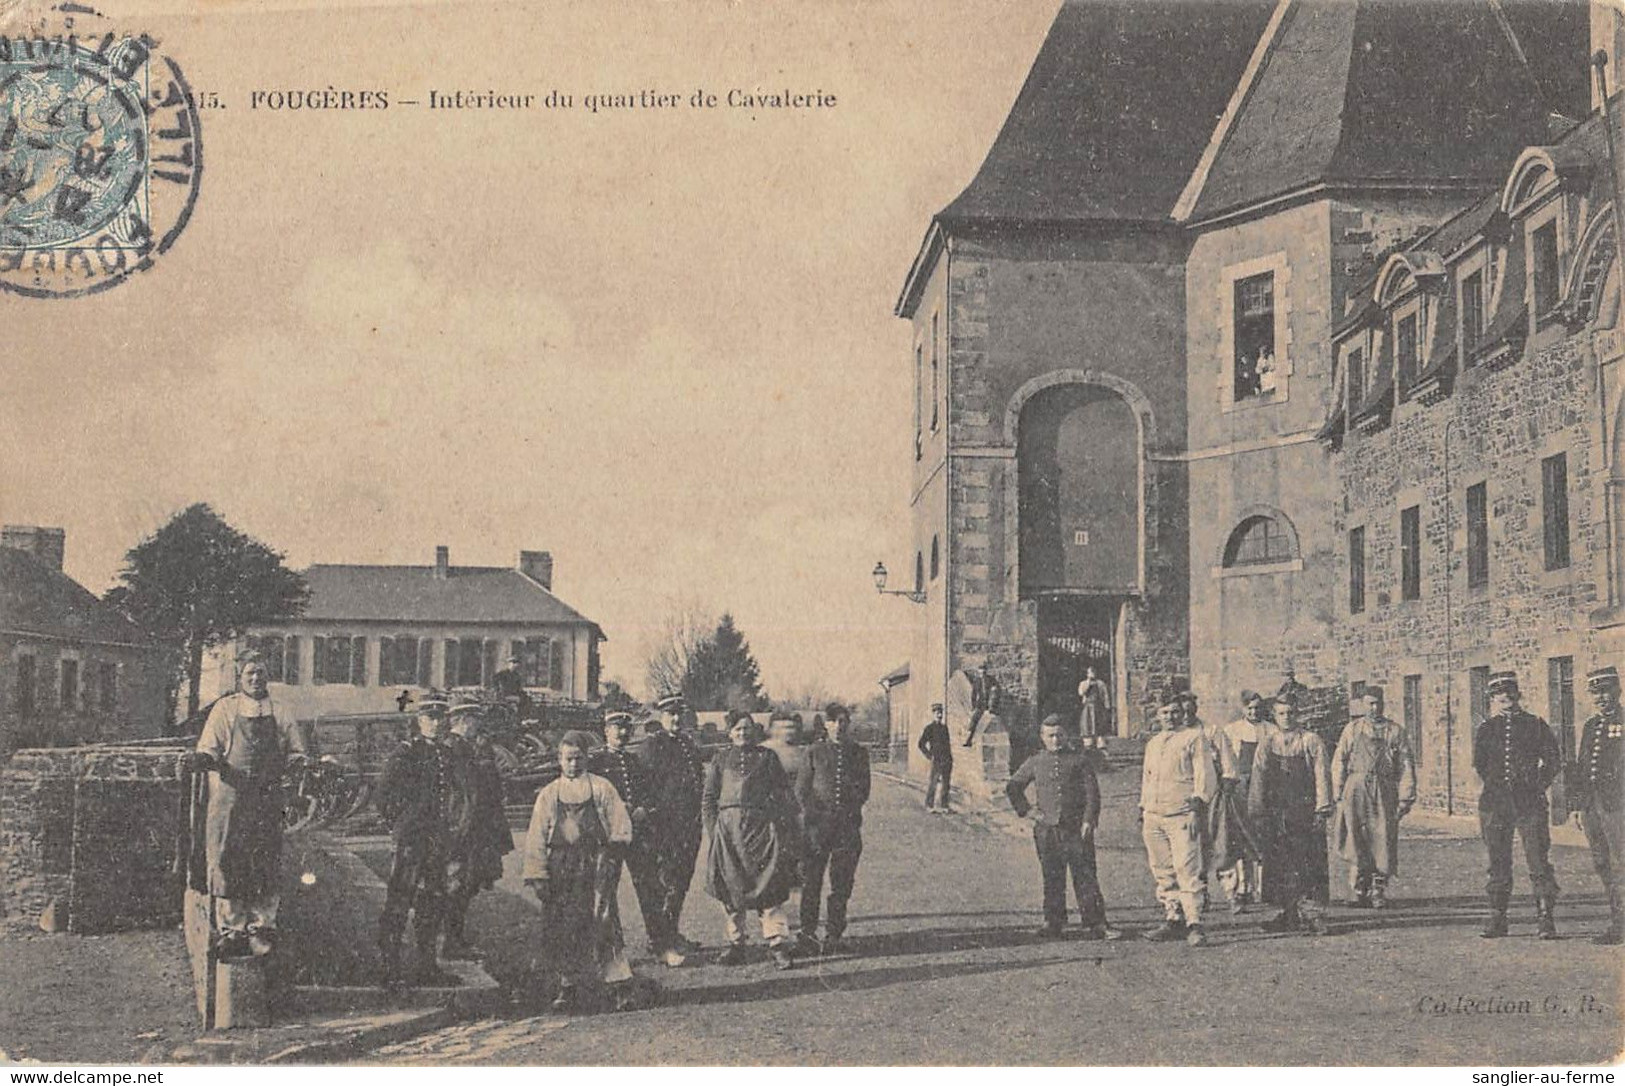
[312,636,327,684]
[456,640,483,687]
[549,639,565,691]
[1400,505,1421,601]
[378,637,394,685]
[351,636,368,685]
[1542,452,1570,571]
[482,639,498,687]
[1466,482,1489,588]
[284,636,301,685]
[1349,527,1366,615]
[444,640,458,687]
[416,639,433,686]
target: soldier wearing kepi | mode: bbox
[441,700,515,959]
[641,692,707,956]
[375,696,472,987]
[1569,666,1624,944]
[591,711,679,965]
[1474,671,1563,940]
[796,703,871,956]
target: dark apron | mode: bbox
[204,707,288,900]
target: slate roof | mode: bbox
[936,0,1276,225]
[0,548,153,647]
[1185,0,1589,223]
[293,564,599,629]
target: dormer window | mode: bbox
[1395,310,1419,394]
[1233,271,1276,401]
[1461,268,1485,356]
[1531,220,1561,318]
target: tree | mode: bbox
[644,598,715,700]
[682,613,769,713]
[600,679,641,714]
[104,504,309,724]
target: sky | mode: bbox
[0,0,1059,703]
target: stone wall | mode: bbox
[1333,322,1617,813]
[1,740,187,931]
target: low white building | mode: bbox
[199,545,603,721]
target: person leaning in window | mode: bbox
[1007,715,1124,941]
[917,702,954,812]
[1569,666,1624,944]
[796,703,871,957]
[704,712,803,970]
[1475,671,1563,939]
[185,656,307,962]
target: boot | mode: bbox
[440,900,478,960]
[411,913,462,987]
[1142,916,1187,942]
[1592,888,1624,945]
[1481,892,1510,939]
[1260,903,1299,933]
[1536,896,1558,941]
[1370,875,1389,911]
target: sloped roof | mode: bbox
[0,548,153,647]
[1185,0,1588,223]
[937,0,1276,225]
[295,564,599,629]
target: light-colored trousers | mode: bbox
[1218,859,1261,900]
[725,904,789,945]
[1143,810,1206,925]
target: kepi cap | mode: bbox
[1487,671,1520,694]
[1587,665,1620,690]
[604,711,634,727]
[655,693,687,713]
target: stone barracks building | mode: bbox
[0,525,168,754]
[890,0,1623,812]
[198,545,604,721]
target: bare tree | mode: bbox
[643,597,716,699]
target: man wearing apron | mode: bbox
[190,657,307,961]
[1248,694,1333,935]
[1331,688,1416,909]
[523,731,635,1012]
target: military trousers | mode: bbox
[1035,822,1105,931]
[1582,804,1625,896]
[925,759,953,809]
[1479,794,1559,899]
[801,819,863,939]
[656,818,703,942]
[380,839,448,946]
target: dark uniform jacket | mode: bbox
[1570,708,1624,813]
[1005,749,1101,831]
[376,735,473,850]
[640,728,706,831]
[447,733,514,868]
[590,744,657,826]
[1473,708,1562,814]
[797,741,871,845]
[917,721,953,766]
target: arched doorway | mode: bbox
[1015,380,1143,730]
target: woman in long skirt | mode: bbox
[522,731,636,1012]
[704,712,802,969]
[1077,667,1111,745]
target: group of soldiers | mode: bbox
[1002,664,1624,949]
[182,653,1621,1012]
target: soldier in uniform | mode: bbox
[796,703,871,956]
[640,692,706,956]
[1474,671,1563,939]
[1570,666,1624,944]
[1007,715,1121,941]
[917,702,954,812]
[375,696,471,987]
[590,711,679,965]
[441,700,515,959]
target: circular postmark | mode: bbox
[0,30,202,298]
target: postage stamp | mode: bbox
[0,29,202,298]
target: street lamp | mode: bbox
[872,561,926,604]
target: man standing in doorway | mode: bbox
[1475,671,1563,939]
[918,702,954,812]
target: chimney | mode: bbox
[519,550,553,590]
[434,545,450,580]
[1,525,65,571]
